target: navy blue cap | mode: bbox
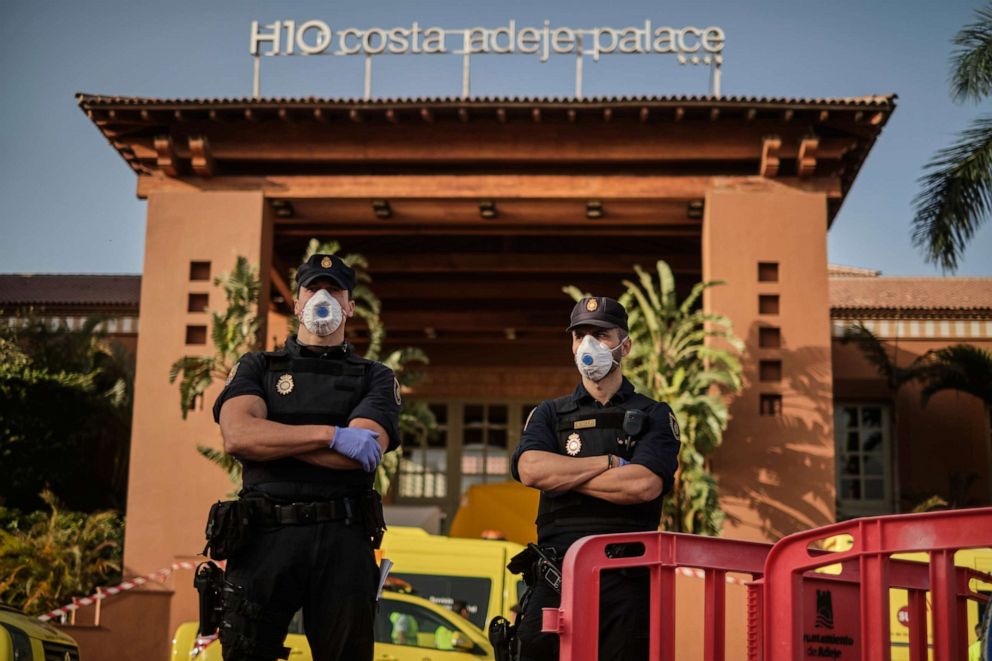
[566,296,628,332]
[296,254,357,292]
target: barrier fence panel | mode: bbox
[761,507,992,661]
[541,531,771,661]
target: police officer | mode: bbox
[509,296,680,661]
[212,254,401,661]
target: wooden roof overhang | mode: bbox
[78,94,895,360]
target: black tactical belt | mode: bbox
[255,499,355,526]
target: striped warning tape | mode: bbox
[36,560,748,622]
[37,561,202,622]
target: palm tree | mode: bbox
[916,344,992,501]
[913,5,992,271]
[840,323,932,511]
[567,260,744,535]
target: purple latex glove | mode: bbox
[331,426,382,472]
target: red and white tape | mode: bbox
[38,561,201,622]
[36,560,748,622]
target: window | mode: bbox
[391,573,492,630]
[396,402,535,517]
[374,596,483,654]
[185,325,207,345]
[759,294,780,315]
[189,261,211,281]
[759,360,782,382]
[760,393,782,416]
[758,262,779,282]
[399,404,449,499]
[834,404,891,517]
[461,404,510,491]
[759,326,781,348]
[187,293,209,313]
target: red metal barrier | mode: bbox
[762,507,992,661]
[541,531,771,661]
[544,509,992,661]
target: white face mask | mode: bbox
[574,334,626,382]
[301,289,343,337]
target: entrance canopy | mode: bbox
[78,93,894,366]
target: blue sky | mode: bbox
[1,0,990,276]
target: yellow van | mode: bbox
[170,590,493,661]
[380,527,526,630]
[0,604,80,661]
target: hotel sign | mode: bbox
[248,19,726,99]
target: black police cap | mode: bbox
[566,296,628,332]
[295,254,357,292]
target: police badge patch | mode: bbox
[225,362,239,386]
[276,374,294,395]
[393,376,402,406]
[565,432,582,456]
[669,411,681,441]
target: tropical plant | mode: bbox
[0,491,122,616]
[912,5,992,271]
[169,257,261,418]
[0,315,133,511]
[566,260,744,535]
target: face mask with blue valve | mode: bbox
[301,289,343,336]
[574,333,627,382]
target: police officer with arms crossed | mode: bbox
[210,254,400,661]
[508,296,680,661]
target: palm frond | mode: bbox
[951,6,992,102]
[912,114,992,271]
[917,344,992,406]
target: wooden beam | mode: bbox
[532,108,542,123]
[603,108,613,123]
[818,110,829,123]
[760,136,782,178]
[567,109,577,123]
[386,109,399,124]
[349,109,363,123]
[709,108,720,122]
[640,107,650,123]
[138,173,842,199]
[153,135,179,177]
[798,137,820,178]
[188,136,215,177]
[458,108,469,123]
[420,108,434,123]
[674,107,685,122]
[746,109,757,122]
[313,108,327,122]
[345,252,699,274]
[497,108,507,123]
[270,266,295,303]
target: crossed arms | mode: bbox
[516,450,663,505]
[218,394,389,471]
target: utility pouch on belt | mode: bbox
[364,491,387,549]
[194,561,225,636]
[507,544,562,594]
[203,499,253,560]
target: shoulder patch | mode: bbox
[393,376,402,406]
[669,411,681,442]
[224,362,240,386]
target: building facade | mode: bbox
[71,92,992,656]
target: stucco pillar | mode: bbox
[702,186,836,542]
[124,190,272,652]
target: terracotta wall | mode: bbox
[122,190,272,653]
[57,589,173,661]
[832,336,992,510]
[703,185,836,542]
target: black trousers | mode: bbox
[219,519,378,661]
[516,568,650,661]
